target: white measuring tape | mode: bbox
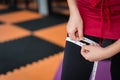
[66,37,99,80]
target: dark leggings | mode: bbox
[61,35,120,80]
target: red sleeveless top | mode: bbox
[77,0,120,40]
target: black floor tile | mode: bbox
[0,21,4,24]
[0,36,64,74]
[0,7,22,14]
[14,14,68,31]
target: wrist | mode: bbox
[69,14,83,23]
[103,46,116,58]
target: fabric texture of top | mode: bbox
[77,0,120,40]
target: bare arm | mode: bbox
[67,0,83,40]
[105,39,120,56]
[81,39,120,62]
[67,0,80,16]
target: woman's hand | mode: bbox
[81,39,120,62]
[81,44,113,62]
[67,14,83,41]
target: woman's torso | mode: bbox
[77,0,120,40]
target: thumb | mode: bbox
[82,45,92,50]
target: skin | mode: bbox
[81,39,120,62]
[67,0,83,41]
[67,0,120,62]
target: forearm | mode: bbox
[106,39,120,56]
[67,0,80,16]
[67,0,84,40]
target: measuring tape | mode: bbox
[66,37,99,80]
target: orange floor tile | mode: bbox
[0,24,31,43]
[33,23,67,47]
[0,10,43,23]
[0,4,7,10]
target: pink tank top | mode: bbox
[77,0,120,40]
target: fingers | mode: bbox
[81,45,92,61]
[81,45,100,62]
[81,45,88,57]
[68,29,76,40]
[68,28,83,41]
[81,47,94,62]
[81,47,93,62]
[82,45,91,51]
[81,45,89,53]
[77,26,83,40]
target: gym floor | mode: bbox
[0,3,68,80]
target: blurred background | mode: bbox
[0,0,69,80]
